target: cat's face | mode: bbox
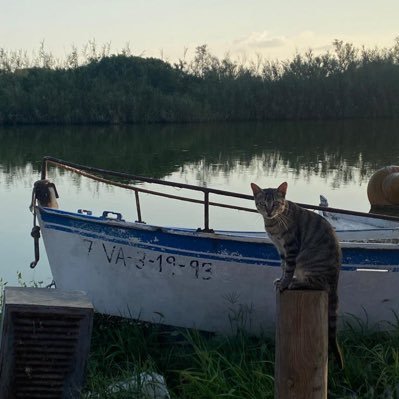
[251,182,287,219]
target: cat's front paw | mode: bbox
[273,278,281,288]
[274,278,289,291]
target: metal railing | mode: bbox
[40,156,399,230]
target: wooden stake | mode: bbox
[275,290,328,399]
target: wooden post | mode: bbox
[275,290,328,399]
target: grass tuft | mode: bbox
[84,314,399,398]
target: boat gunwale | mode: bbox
[38,206,399,250]
[37,206,273,244]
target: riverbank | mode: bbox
[84,314,399,398]
[1,282,398,397]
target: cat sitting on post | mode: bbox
[251,181,343,369]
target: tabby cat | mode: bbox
[251,181,343,369]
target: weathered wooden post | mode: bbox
[275,290,328,399]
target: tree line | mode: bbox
[0,39,399,125]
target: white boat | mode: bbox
[318,195,399,241]
[30,157,399,335]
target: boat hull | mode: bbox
[38,207,399,334]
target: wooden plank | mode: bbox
[275,290,328,399]
[4,287,93,309]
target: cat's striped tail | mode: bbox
[329,289,344,369]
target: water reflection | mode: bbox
[1,119,399,187]
[1,120,399,285]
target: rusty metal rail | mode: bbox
[40,156,399,230]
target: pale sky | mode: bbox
[1,0,398,63]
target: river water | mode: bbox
[1,119,399,285]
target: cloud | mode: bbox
[233,31,288,50]
[228,30,340,59]
[185,31,398,63]
[313,44,334,52]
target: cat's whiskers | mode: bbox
[280,218,288,230]
[276,213,289,230]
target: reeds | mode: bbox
[1,39,399,124]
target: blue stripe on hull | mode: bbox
[39,208,399,271]
[44,222,282,266]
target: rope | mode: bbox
[29,185,41,269]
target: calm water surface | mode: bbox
[1,120,399,285]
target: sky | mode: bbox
[1,0,398,63]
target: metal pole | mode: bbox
[204,191,210,231]
[135,190,143,223]
[41,159,47,180]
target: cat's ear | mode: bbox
[277,182,288,197]
[251,183,262,195]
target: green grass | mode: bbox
[84,314,399,399]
